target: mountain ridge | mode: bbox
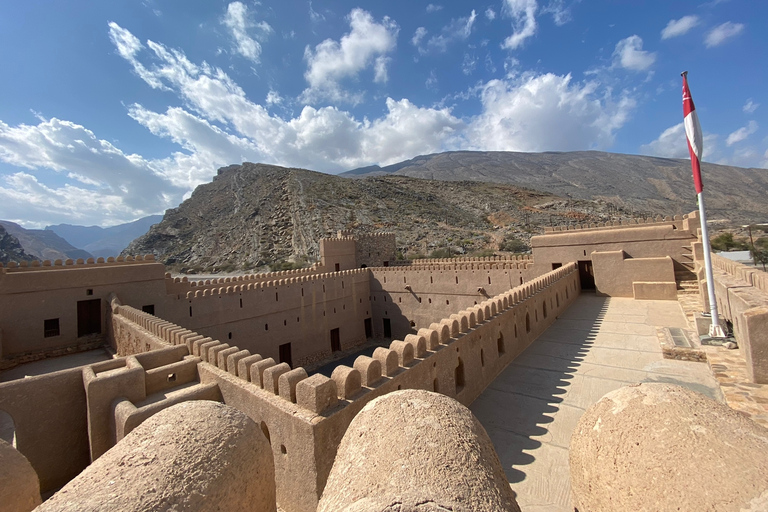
[343,150,768,224]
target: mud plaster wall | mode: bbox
[531,218,698,273]
[310,264,581,508]
[0,368,89,493]
[369,262,540,340]
[0,262,167,358]
[160,270,373,368]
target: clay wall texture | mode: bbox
[369,260,539,340]
[591,250,676,298]
[707,253,768,383]
[0,368,90,493]
[0,257,167,361]
[531,213,698,273]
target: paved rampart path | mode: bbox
[470,294,722,512]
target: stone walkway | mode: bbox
[470,294,722,512]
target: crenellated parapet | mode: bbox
[542,213,698,235]
[0,254,157,271]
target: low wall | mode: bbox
[705,254,768,383]
[592,250,676,299]
[0,368,90,493]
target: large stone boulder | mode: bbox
[570,383,768,512]
[37,401,276,512]
[318,389,520,512]
[0,438,41,512]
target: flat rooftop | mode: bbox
[471,294,722,512]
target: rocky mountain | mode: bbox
[124,162,654,272]
[46,215,163,258]
[344,151,768,224]
[0,221,92,262]
[0,225,36,265]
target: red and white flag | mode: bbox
[682,72,704,193]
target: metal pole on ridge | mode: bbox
[681,71,726,339]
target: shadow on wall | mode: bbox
[470,294,608,484]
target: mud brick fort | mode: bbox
[1,212,767,511]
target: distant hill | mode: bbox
[0,224,36,265]
[124,162,652,272]
[343,151,768,224]
[46,215,163,258]
[0,221,92,261]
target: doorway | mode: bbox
[383,318,392,339]
[77,299,102,337]
[578,260,595,290]
[330,328,341,352]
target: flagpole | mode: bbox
[681,71,726,338]
[696,190,726,337]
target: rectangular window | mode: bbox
[141,304,155,315]
[44,318,60,338]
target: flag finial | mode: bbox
[681,70,688,78]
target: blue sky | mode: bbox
[0,0,765,228]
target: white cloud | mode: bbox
[108,22,167,90]
[373,56,390,83]
[726,120,758,146]
[613,35,656,71]
[414,10,477,55]
[743,99,759,114]
[501,0,538,50]
[222,2,272,64]
[308,0,325,23]
[462,53,478,75]
[485,8,496,21]
[412,27,428,47]
[266,90,282,106]
[639,122,690,159]
[661,15,700,39]
[465,72,635,152]
[705,21,744,47]
[301,9,398,104]
[0,116,184,226]
[542,0,572,26]
[0,22,655,226]
[426,4,443,13]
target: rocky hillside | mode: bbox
[125,162,655,272]
[344,151,768,224]
[0,221,92,262]
[0,225,36,265]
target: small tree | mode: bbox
[499,235,529,253]
[752,247,768,271]
[711,232,748,251]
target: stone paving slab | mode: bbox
[470,294,722,512]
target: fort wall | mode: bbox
[0,368,89,493]
[368,260,540,339]
[531,213,698,276]
[592,251,677,299]
[163,269,373,368]
[705,253,768,383]
[0,257,167,362]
